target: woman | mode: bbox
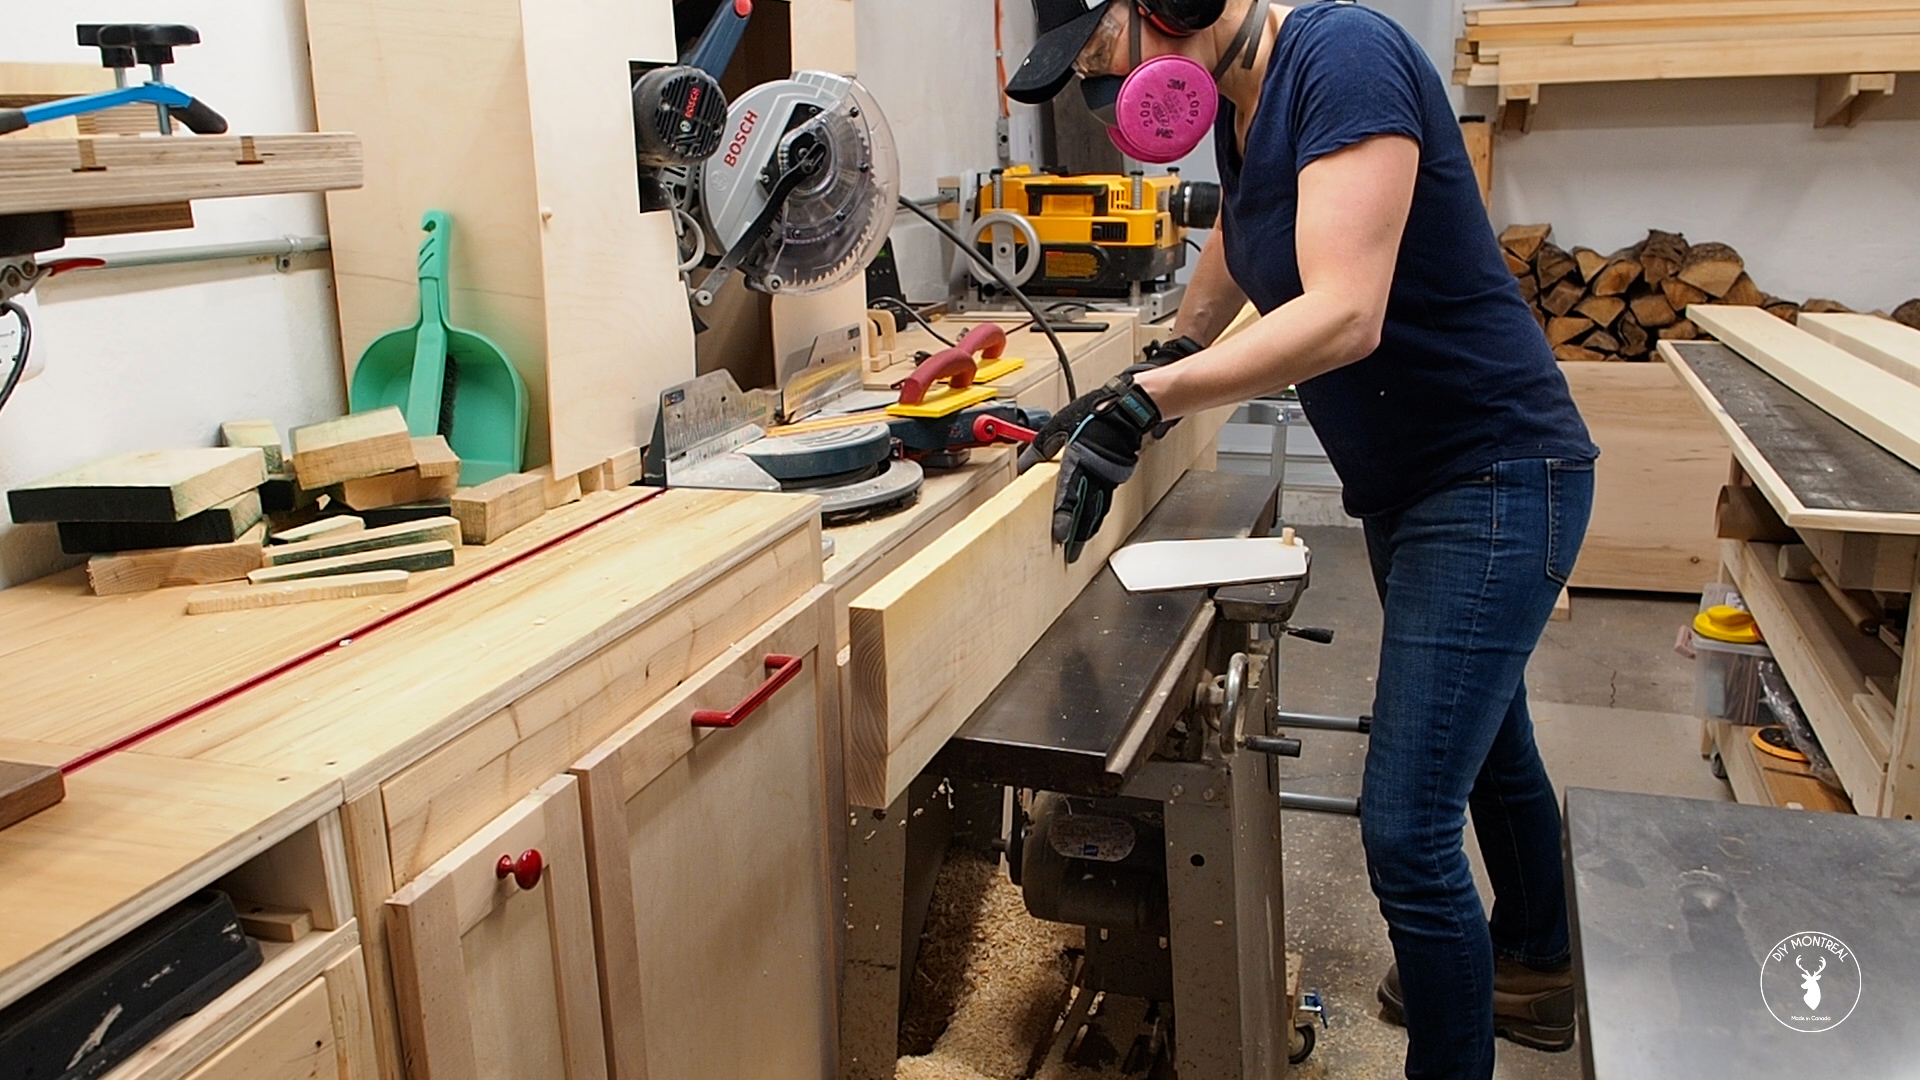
[1007,2,1598,1077]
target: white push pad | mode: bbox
[1109,537,1311,593]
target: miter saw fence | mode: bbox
[693,72,899,307]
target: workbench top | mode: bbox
[0,487,821,1007]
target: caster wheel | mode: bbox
[1289,1022,1316,1065]
[1710,753,1726,781]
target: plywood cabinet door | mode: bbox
[573,588,837,1080]
[385,775,606,1080]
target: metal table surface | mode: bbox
[932,470,1280,796]
[1567,788,1920,1078]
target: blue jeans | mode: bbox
[1358,458,1594,1080]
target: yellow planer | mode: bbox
[970,165,1219,299]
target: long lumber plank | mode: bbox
[845,406,1231,809]
[1469,0,1920,28]
[1799,313,1920,386]
[1484,34,1920,86]
[1691,305,1920,473]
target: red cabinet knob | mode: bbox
[496,849,544,890]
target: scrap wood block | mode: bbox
[57,490,264,555]
[86,523,268,596]
[8,447,266,524]
[219,420,284,472]
[263,516,460,566]
[577,462,608,494]
[544,471,582,510]
[410,435,461,479]
[451,472,546,545]
[360,499,453,528]
[233,902,312,943]
[340,467,459,511]
[289,407,415,489]
[247,540,454,585]
[604,446,643,489]
[0,761,65,832]
[187,569,410,614]
[270,514,364,545]
[258,472,320,516]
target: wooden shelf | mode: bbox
[1711,720,1854,813]
[1722,538,1897,811]
[0,133,362,217]
[1456,1,1919,131]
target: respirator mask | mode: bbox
[1080,0,1272,164]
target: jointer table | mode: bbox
[848,470,1313,1076]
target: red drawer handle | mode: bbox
[496,849,544,890]
[692,654,803,728]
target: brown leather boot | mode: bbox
[1376,958,1576,1052]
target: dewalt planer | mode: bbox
[967,165,1219,300]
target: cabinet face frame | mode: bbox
[571,588,838,1080]
[384,775,607,1080]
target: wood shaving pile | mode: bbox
[895,851,1085,1080]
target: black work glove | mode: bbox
[1126,334,1204,377]
[1019,376,1164,562]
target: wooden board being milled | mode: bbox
[1799,313,1920,386]
[844,406,1232,809]
[7,447,265,524]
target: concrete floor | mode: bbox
[1275,525,1729,1080]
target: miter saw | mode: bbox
[689,70,899,308]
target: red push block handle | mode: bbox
[692,654,804,728]
[496,849,544,890]
[897,323,1009,405]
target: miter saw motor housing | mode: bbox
[628,0,753,211]
[693,72,899,308]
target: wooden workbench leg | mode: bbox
[840,792,910,1080]
[341,789,406,1080]
[1881,561,1920,818]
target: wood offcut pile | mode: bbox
[1455,0,1920,95]
[4,404,647,610]
[1497,222,1920,362]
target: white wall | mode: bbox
[855,0,1041,300]
[1391,1,1920,314]
[1,1,343,588]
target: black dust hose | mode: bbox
[895,196,1077,400]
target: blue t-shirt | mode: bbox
[1215,1,1595,518]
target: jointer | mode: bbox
[931,469,1346,1078]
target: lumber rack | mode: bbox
[1664,339,1920,818]
[1456,0,1917,132]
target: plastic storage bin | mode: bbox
[1691,583,1773,725]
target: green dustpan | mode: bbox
[349,211,528,485]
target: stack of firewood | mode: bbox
[1498,224,1887,362]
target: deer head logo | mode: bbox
[1796,954,1826,1010]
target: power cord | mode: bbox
[0,300,29,417]
[896,197,1077,399]
[871,296,955,347]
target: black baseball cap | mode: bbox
[1007,0,1114,105]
